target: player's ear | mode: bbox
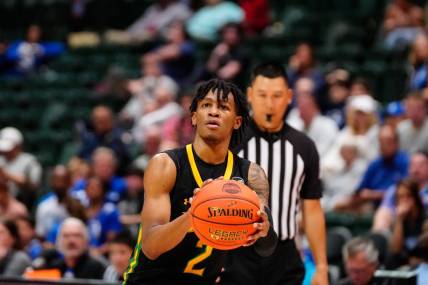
[234,116,242,129]
[287,88,293,104]
[247,86,253,104]
[191,112,197,127]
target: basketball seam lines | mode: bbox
[191,214,258,226]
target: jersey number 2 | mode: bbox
[184,240,213,276]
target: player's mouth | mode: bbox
[206,119,220,129]
[265,114,273,123]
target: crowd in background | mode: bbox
[0,0,428,284]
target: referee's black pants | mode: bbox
[221,239,305,285]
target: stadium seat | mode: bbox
[325,212,373,236]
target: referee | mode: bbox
[221,63,328,285]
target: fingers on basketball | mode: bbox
[192,176,224,198]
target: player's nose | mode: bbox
[208,105,220,117]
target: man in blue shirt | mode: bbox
[78,106,130,169]
[72,147,127,205]
[355,124,409,209]
[373,151,428,232]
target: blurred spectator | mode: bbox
[103,230,134,282]
[324,69,352,129]
[120,56,177,127]
[350,77,372,97]
[287,77,338,158]
[0,177,28,220]
[40,217,106,279]
[77,105,130,169]
[133,83,181,144]
[0,219,31,277]
[422,86,428,101]
[67,157,91,185]
[0,127,42,210]
[6,25,64,76]
[386,179,425,269]
[105,0,192,44]
[321,139,366,212]
[373,151,428,232]
[143,20,195,86]
[0,37,12,77]
[397,92,428,153]
[84,177,122,255]
[15,216,42,261]
[322,95,379,175]
[160,92,194,150]
[383,0,424,49]
[35,165,85,240]
[411,232,428,285]
[382,101,406,128]
[132,127,162,171]
[187,0,244,42]
[118,168,144,237]
[202,22,249,88]
[353,125,409,209]
[409,34,428,91]
[288,43,325,99]
[70,0,88,31]
[338,237,379,285]
[94,66,131,100]
[238,0,270,35]
[72,147,127,205]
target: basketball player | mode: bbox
[123,79,276,285]
[221,63,328,285]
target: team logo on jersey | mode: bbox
[222,182,241,194]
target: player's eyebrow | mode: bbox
[201,96,215,102]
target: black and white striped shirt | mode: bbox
[236,120,322,240]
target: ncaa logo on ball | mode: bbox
[222,182,241,194]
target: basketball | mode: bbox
[190,179,261,250]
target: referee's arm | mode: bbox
[303,199,328,284]
[301,143,328,285]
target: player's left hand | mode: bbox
[311,266,329,285]
[189,177,225,205]
[244,207,269,246]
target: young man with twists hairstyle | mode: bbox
[123,79,276,285]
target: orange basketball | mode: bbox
[190,179,261,250]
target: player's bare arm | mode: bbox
[245,162,271,245]
[140,153,191,260]
[247,162,269,206]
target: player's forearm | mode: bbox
[254,206,277,257]
[142,212,191,260]
[304,203,328,268]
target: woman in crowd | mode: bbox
[387,179,426,269]
[323,95,379,174]
[0,219,31,276]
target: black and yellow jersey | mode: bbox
[123,145,251,285]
